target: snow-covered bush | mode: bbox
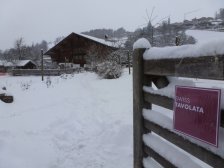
[20,82,31,90]
[96,61,122,79]
[60,73,68,79]
[46,76,52,88]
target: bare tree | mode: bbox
[54,36,64,45]
[219,8,224,20]
[0,50,2,59]
[14,37,27,60]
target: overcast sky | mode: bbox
[0,0,223,50]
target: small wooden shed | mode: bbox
[45,32,118,67]
[15,60,37,69]
[0,60,37,72]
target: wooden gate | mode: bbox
[133,47,224,168]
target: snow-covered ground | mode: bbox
[1,29,224,168]
[0,70,133,168]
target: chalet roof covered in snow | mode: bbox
[44,32,119,65]
[45,32,120,56]
[76,33,126,48]
[16,60,36,67]
[0,60,36,67]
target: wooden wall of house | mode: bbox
[22,62,37,69]
[46,33,116,66]
[0,66,6,72]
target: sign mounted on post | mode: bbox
[174,86,221,147]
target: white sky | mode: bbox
[0,0,223,50]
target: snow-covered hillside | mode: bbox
[0,71,133,168]
[186,30,224,43]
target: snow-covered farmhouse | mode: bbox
[45,32,119,67]
[0,60,37,72]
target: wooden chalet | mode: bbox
[14,60,37,69]
[0,60,37,72]
[45,32,118,67]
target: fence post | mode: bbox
[175,36,180,46]
[41,49,44,81]
[133,48,147,168]
[128,51,131,75]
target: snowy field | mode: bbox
[0,70,133,168]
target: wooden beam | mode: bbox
[133,48,148,168]
[143,75,152,110]
[144,92,173,110]
[144,145,177,168]
[144,55,224,80]
[144,120,224,168]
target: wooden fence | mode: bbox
[133,48,224,168]
[11,68,83,76]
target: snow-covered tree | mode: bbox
[96,61,122,79]
[218,8,224,20]
[0,39,49,66]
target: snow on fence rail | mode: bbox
[11,68,83,76]
[133,43,224,168]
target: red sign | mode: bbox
[174,86,221,147]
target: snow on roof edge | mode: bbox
[76,32,125,48]
[16,60,36,66]
[0,60,36,67]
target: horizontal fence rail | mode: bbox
[144,119,224,167]
[11,68,82,76]
[144,55,224,80]
[133,48,224,168]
